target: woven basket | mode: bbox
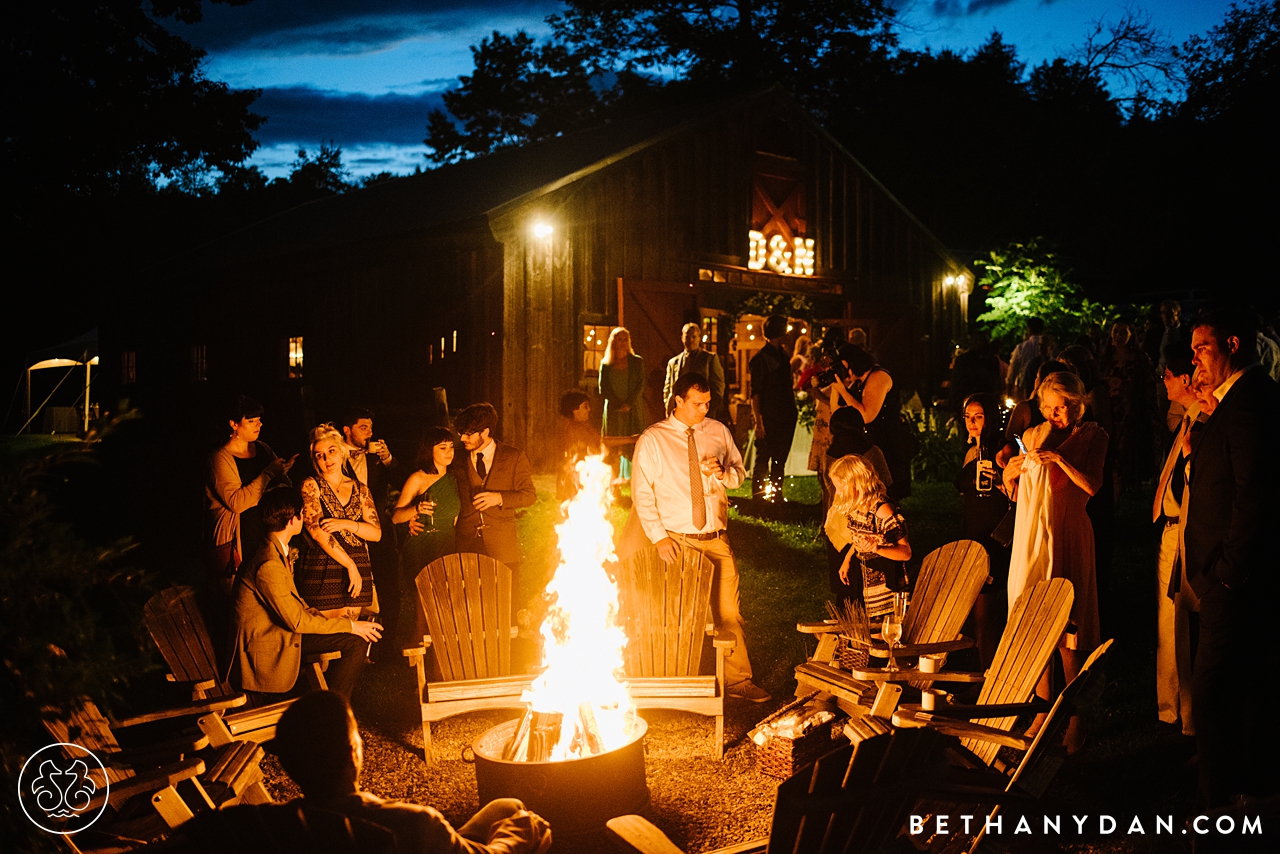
[756,721,839,779]
[836,636,870,671]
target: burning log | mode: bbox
[503,705,536,761]
[572,703,606,757]
[528,712,564,762]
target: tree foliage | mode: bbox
[3,1,262,196]
[975,240,1115,354]
[1177,0,1279,125]
[286,143,351,195]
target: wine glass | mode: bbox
[882,611,903,672]
[417,497,437,532]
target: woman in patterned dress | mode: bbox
[298,424,381,620]
[825,454,912,615]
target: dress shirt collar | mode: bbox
[1213,362,1260,402]
[473,439,496,472]
[344,441,369,485]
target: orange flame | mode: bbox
[522,454,634,759]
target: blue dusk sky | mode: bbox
[168,0,1236,180]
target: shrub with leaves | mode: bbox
[975,239,1115,355]
[1,431,154,850]
[906,407,964,484]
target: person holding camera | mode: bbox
[825,344,913,500]
[954,392,1011,667]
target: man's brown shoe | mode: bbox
[728,680,772,703]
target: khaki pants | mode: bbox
[1156,521,1194,734]
[669,532,754,686]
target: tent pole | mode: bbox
[84,361,91,434]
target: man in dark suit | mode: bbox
[228,487,381,701]
[340,407,401,656]
[663,322,726,421]
[1185,305,1280,808]
[749,315,797,501]
[450,403,537,596]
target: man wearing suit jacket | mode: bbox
[228,487,381,700]
[663,322,726,421]
[450,403,537,594]
[1185,306,1280,808]
[340,407,401,655]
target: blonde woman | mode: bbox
[298,424,381,620]
[1004,371,1108,751]
[824,454,912,616]
[598,327,647,482]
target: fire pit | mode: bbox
[468,713,649,836]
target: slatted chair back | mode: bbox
[902,540,989,645]
[144,585,230,699]
[176,803,398,854]
[767,728,961,854]
[417,553,513,682]
[615,547,715,678]
[964,578,1074,765]
[1007,638,1113,798]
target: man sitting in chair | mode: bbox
[228,487,382,701]
[165,691,553,853]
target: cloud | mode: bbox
[252,86,448,146]
[929,0,1021,16]
[166,0,561,55]
[248,142,427,179]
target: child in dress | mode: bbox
[824,454,912,616]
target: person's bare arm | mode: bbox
[392,472,427,524]
[852,370,891,424]
[302,478,362,598]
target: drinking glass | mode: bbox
[418,498,437,532]
[882,593,907,672]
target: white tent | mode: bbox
[22,328,98,435]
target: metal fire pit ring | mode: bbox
[468,714,649,837]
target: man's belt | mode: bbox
[669,530,726,541]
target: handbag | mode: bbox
[990,504,1017,548]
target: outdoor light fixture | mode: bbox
[1004,397,1015,410]
[533,222,553,238]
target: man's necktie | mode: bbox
[476,453,487,481]
[687,427,706,530]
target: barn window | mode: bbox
[121,351,137,385]
[582,324,612,377]
[288,337,304,379]
[191,344,208,382]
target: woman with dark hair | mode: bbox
[392,426,462,642]
[954,392,1011,666]
[556,390,603,500]
[206,395,296,594]
[830,344,912,499]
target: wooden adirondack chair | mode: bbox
[608,728,1013,854]
[143,585,339,746]
[794,540,989,715]
[894,639,1114,853]
[403,553,534,762]
[889,578,1076,767]
[615,546,734,759]
[158,803,397,854]
[42,696,271,844]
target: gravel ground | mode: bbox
[259,658,793,853]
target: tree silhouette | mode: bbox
[4,1,262,197]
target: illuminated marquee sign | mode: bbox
[748,230,815,276]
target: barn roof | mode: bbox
[170,85,961,270]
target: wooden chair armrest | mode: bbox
[892,638,976,656]
[111,732,212,768]
[607,815,688,854]
[891,709,1031,750]
[849,666,985,683]
[795,620,840,635]
[912,698,1052,720]
[306,651,342,664]
[711,630,737,649]
[99,758,207,807]
[115,694,248,728]
[164,674,219,693]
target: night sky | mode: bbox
[167,0,1235,179]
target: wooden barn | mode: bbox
[109,86,972,468]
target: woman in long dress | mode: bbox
[1004,371,1108,751]
[598,327,647,485]
[831,344,911,499]
[298,424,381,620]
[393,427,461,643]
[206,395,296,594]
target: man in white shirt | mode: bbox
[630,372,770,703]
